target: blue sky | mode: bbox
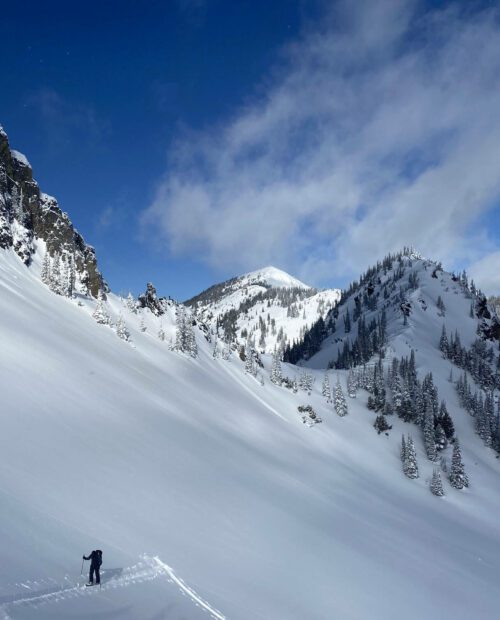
[1,0,500,298]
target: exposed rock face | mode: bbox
[138,282,166,316]
[0,126,105,296]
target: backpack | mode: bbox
[95,550,103,567]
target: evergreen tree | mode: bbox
[436,296,446,316]
[321,373,332,402]
[126,293,137,314]
[439,325,449,356]
[430,469,445,496]
[50,252,62,295]
[41,251,51,285]
[334,380,348,417]
[449,440,469,489]
[347,370,357,398]
[116,314,131,342]
[434,423,447,451]
[245,340,255,375]
[158,323,166,341]
[403,435,419,479]
[92,292,111,325]
[140,315,147,332]
[67,255,76,298]
[374,414,392,434]
[423,397,438,461]
[270,351,282,385]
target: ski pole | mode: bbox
[81,558,85,575]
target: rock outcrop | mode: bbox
[0,125,105,296]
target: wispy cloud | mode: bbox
[142,0,500,287]
[26,87,109,154]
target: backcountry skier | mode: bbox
[83,549,102,586]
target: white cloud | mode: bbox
[142,0,500,287]
[468,252,500,296]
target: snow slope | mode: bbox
[186,266,341,355]
[1,246,500,619]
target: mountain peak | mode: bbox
[241,266,310,290]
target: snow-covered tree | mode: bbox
[140,315,147,332]
[403,435,419,479]
[298,370,314,394]
[374,414,392,434]
[41,251,51,285]
[126,292,137,314]
[93,292,111,325]
[116,314,131,342]
[334,380,348,417]
[158,322,166,341]
[449,440,469,489]
[245,340,255,375]
[321,373,332,402]
[175,306,197,357]
[270,351,282,385]
[347,369,357,398]
[430,469,445,496]
[436,295,446,316]
[423,397,438,461]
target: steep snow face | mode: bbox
[186,265,341,355]
[1,246,500,620]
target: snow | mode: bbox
[0,248,500,619]
[189,265,341,354]
[240,266,310,289]
[10,150,30,168]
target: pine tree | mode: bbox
[116,314,131,341]
[158,323,166,341]
[449,440,469,489]
[430,469,445,496]
[403,435,419,479]
[347,370,357,398]
[270,351,282,385]
[126,293,137,314]
[374,414,392,434]
[245,340,255,375]
[434,423,447,451]
[321,373,332,402]
[334,380,348,417]
[92,292,111,325]
[439,325,449,356]
[140,315,147,332]
[437,296,446,316]
[67,255,76,297]
[41,251,51,285]
[50,252,62,295]
[423,397,438,461]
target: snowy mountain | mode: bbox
[185,266,341,355]
[1,130,500,620]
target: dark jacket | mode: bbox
[83,550,102,567]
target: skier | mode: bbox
[82,549,102,586]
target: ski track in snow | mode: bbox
[0,556,227,620]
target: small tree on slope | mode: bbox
[430,469,445,496]
[116,315,131,342]
[322,374,332,402]
[449,440,469,489]
[334,380,348,417]
[93,292,111,325]
[402,434,419,479]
